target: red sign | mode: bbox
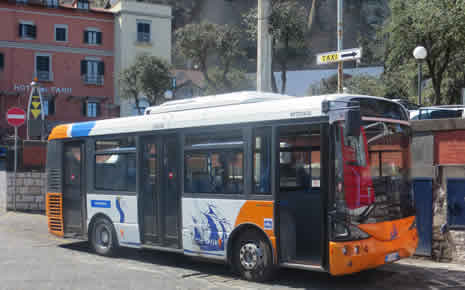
[6,107,26,127]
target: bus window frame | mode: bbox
[88,134,138,196]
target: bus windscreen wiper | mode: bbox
[357,201,401,222]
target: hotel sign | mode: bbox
[13,84,72,95]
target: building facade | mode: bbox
[0,0,118,140]
[108,0,171,117]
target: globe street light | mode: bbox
[413,46,427,106]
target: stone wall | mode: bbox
[6,172,46,212]
[0,170,6,214]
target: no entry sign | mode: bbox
[6,107,26,127]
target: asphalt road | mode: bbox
[1,212,465,290]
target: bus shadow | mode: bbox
[60,241,465,289]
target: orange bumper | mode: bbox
[329,216,418,275]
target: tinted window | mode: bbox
[351,98,408,121]
[184,151,243,194]
[95,137,136,192]
[186,130,242,147]
[254,127,271,194]
[279,126,321,193]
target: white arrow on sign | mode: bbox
[316,48,362,65]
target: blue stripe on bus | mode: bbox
[91,200,111,208]
[115,198,125,223]
[183,249,224,257]
[70,121,96,137]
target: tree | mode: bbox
[119,54,172,114]
[243,0,307,94]
[308,74,386,97]
[175,22,247,94]
[383,0,465,105]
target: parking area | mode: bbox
[1,212,465,290]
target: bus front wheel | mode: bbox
[90,217,118,257]
[233,230,275,282]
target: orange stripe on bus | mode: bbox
[48,124,70,140]
[234,200,276,254]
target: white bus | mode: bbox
[46,91,417,282]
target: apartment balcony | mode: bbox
[82,74,104,86]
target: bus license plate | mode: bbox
[385,252,400,263]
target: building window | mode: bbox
[35,54,52,81]
[55,25,68,42]
[16,0,27,4]
[81,60,104,85]
[19,23,36,39]
[83,101,100,118]
[95,138,137,192]
[0,53,4,71]
[77,0,89,10]
[137,20,151,43]
[45,0,58,7]
[84,29,102,45]
[43,99,55,116]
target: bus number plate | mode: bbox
[385,252,400,263]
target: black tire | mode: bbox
[89,217,118,257]
[232,230,275,282]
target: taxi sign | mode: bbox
[316,48,362,65]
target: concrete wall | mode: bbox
[111,1,172,116]
[6,172,46,212]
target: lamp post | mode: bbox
[413,46,427,106]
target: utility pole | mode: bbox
[337,0,343,94]
[257,0,272,92]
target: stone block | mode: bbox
[24,179,33,186]
[17,195,35,203]
[31,173,42,179]
[35,196,44,203]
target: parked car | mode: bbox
[410,105,465,120]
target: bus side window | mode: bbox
[253,127,271,194]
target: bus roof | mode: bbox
[48,91,402,140]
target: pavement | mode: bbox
[1,212,465,290]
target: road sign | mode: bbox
[316,48,362,65]
[6,107,26,127]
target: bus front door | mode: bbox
[140,135,180,248]
[63,141,86,237]
[277,125,324,266]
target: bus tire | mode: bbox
[233,230,275,282]
[90,216,118,257]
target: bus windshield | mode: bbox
[334,119,415,224]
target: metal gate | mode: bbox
[447,179,465,228]
[413,178,433,256]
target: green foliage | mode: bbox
[175,22,247,94]
[119,54,172,113]
[308,74,386,97]
[243,0,307,94]
[383,0,465,105]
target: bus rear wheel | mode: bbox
[90,217,118,257]
[233,230,275,282]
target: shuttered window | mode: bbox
[19,23,36,39]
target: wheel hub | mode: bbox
[239,243,262,270]
[96,224,110,248]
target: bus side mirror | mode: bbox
[345,109,361,138]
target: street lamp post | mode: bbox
[413,46,427,106]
